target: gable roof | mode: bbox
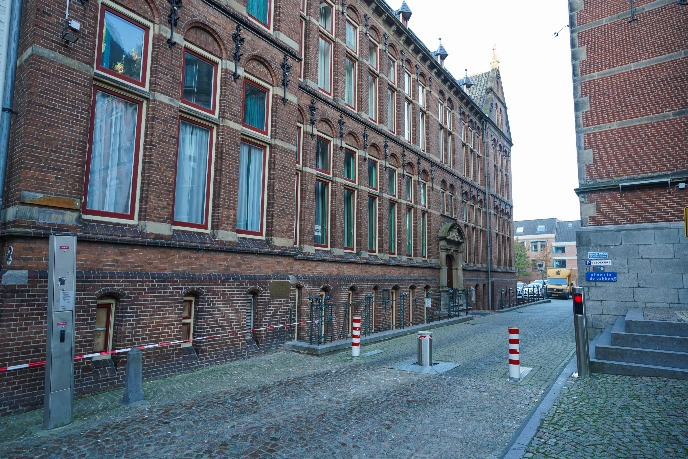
[463,46,512,140]
[514,218,558,237]
[555,220,581,243]
[514,219,581,242]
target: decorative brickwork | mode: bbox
[569,0,687,333]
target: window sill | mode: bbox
[93,72,151,99]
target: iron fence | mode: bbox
[305,288,477,345]
[498,288,516,310]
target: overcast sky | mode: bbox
[396,0,581,222]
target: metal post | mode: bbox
[0,0,24,209]
[572,287,590,377]
[44,235,77,429]
[351,316,361,357]
[417,331,432,366]
[508,327,520,381]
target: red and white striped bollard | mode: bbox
[352,316,361,357]
[508,327,520,381]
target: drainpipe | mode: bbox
[0,0,23,209]
[482,119,492,311]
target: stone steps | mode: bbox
[590,309,688,380]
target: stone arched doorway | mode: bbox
[438,222,466,310]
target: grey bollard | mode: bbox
[122,348,144,405]
[417,331,432,366]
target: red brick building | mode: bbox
[0,0,514,414]
[568,0,688,334]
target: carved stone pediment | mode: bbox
[438,222,465,246]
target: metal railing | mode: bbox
[308,296,376,345]
[498,288,516,310]
[305,288,476,346]
[447,288,471,317]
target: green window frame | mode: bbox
[314,180,329,246]
[243,79,269,134]
[343,188,355,249]
[368,159,378,190]
[247,0,271,27]
[387,168,396,196]
[389,202,396,255]
[344,149,356,182]
[421,212,427,257]
[406,207,413,256]
[316,136,331,173]
[368,196,377,252]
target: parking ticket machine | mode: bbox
[44,235,76,429]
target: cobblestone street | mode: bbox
[2,301,685,458]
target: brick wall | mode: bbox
[569,0,688,336]
[0,0,516,415]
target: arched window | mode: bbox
[94,298,116,358]
[181,296,196,346]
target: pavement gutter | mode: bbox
[500,350,578,459]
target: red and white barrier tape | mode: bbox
[0,319,310,373]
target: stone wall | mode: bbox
[576,222,688,336]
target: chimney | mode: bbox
[458,69,474,92]
[433,39,448,68]
[397,1,412,27]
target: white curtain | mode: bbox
[345,59,355,106]
[174,121,210,224]
[87,91,138,215]
[368,75,376,120]
[318,38,331,92]
[237,142,264,232]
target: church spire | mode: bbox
[490,44,500,70]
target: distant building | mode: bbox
[568,0,687,334]
[514,219,580,282]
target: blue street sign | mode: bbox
[588,252,609,259]
[586,272,617,282]
[585,260,591,265]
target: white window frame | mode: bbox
[345,56,357,109]
[419,110,426,151]
[317,35,333,94]
[368,38,379,71]
[345,19,358,53]
[404,99,412,142]
[368,73,377,122]
[388,56,396,84]
[387,87,396,132]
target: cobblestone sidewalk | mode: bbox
[522,373,688,459]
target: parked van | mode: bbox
[545,268,574,299]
